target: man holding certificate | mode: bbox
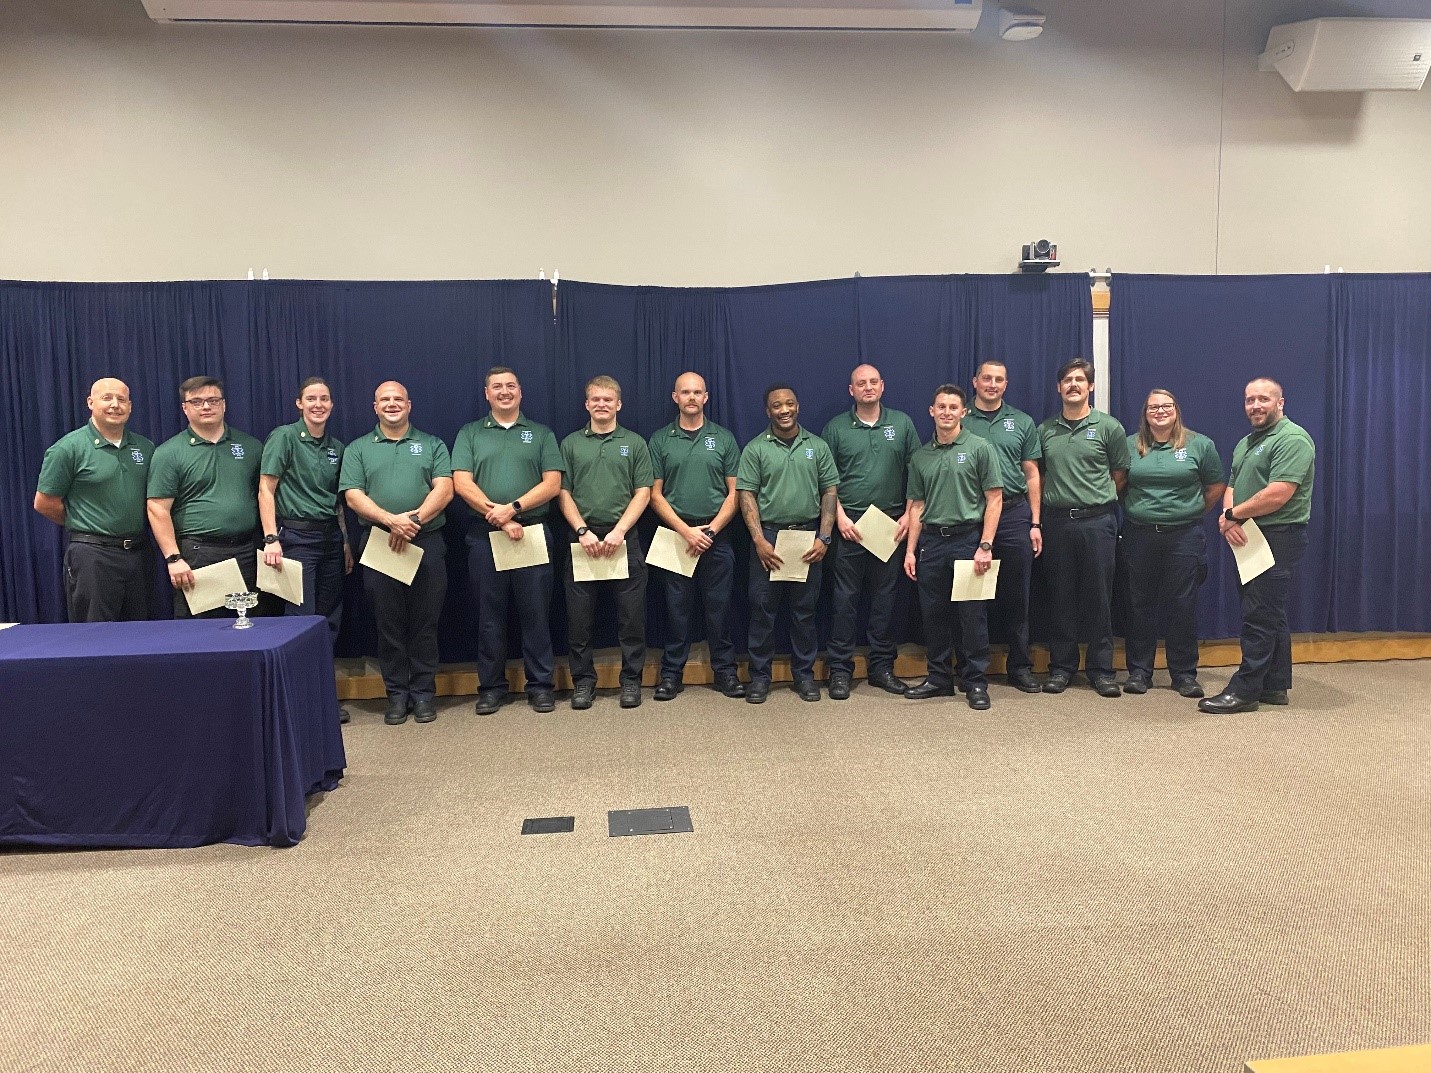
[452,366,565,716]
[558,376,654,711]
[339,381,454,726]
[904,385,1003,709]
[647,372,744,702]
[736,384,839,705]
[1199,378,1316,715]
[820,364,920,701]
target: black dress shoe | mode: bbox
[1172,677,1205,699]
[384,699,408,725]
[528,689,556,713]
[1090,676,1122,698]
[1008,669,1041,694]
[746,679,770,704]
[1198,691,1259,714]
[620,683,643,708]
[828,671,852,701]
[571,682,595,710]
[338,705,351,724]
[475,689,510,716]
[793,678,821,702]
[413,699,438,723]
[868,671,909,695]
[906,680,955,700]
[1042,673,1071,694]
[1259,689,1289,705]
[966,686,991,711]
[715,675,746,698]
[1122,674,1151,695]
[654,677,683,702]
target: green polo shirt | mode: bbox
[963,402,1042,495]
[1037,409,1131,509]
[452,412,565,521]
[36,422,156,537]
[148,424,264,539]
[559,424,654,528]
[820,405,920,518]
[1230,416,1316,526]
[338,425,453,533]
[260,421,344,521]
[648,418,741,522]
[907,428,1001,527]
[1122,433,1225,525]
[735,426,839,527]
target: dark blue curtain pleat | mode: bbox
[973,274,1094,420]
[1109,274,1335,638]
[1328,273,1431,631]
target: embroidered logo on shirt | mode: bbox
[619,445,630,457]
[805,448,815,459]
[956,452,967,464]
[1174,448,1188,461]
[130,450,146,464]
[230,444,245,459]
[409,443,423,455]
[705,436,717,451]
[521,430,534,444]
[326,448,339,465]
[1003,419,1017,432]
[1254,445,1265,455]
[883,427,896,441]
[1085,429,1097,440]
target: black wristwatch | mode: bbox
[263,533,280,545]
[576,526,590,538]
[408,512,422,527]
[1224,508,1243,524]
[1030,522,1042,530]
[165,553,184,564]
[702,527,717,541]
[512,500,523,513]
[816,533,832,546]
[978,541,993,552]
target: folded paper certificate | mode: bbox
[570,543,631,582]
[187,557,247,615]
[647,526,699,578]
[951,559,1001,602]
[770,529,813,583]
[490,523,550,572]
[1232,518,1276,585]
[360,528,424,586]
[854,505,901,563]
[256,552,304,606]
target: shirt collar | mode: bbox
[930,426,970,450]
[483,411,528,429]
[373,424,415,443]
[88,421,133,449]
[583,422,625,438]
[297,421,332,445]
[849,405,889,428]
[669,419,707,436]
[188,424,233,446]
[765,425,808,446]
[968,403,1005,422]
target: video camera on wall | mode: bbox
[1019,240,1060,272]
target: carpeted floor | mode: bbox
[4,660,1429,1073]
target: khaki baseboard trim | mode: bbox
[335,633,1431,701]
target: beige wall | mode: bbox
[2,0,1429,285]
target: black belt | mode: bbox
[1050,503,1115,521]
[926,522,979,538]
[1126,518,1197,534]
[678,516,716,527]
[1002,492,1027,504]
[769,521,818,531]
[70,532,144,551]
[278,516,339,533]
[183,532,257,547]
[472,515,540,531]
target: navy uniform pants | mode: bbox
[364,529,447,706]
[746,524,824,684]
[468,521,556,694]
[173,533,269,619]
[1041,508,1117,679]
[1120,519,1207,681]
[64,537,150,622]
[276,521,345,642]
[986,495,1036,674]
[827,531,902,679]
[1227,524,1308,697]
[915,526,990,689]
[565,530,648,688]
[660,527,737,681]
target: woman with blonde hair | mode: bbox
[1119,389,1226,697]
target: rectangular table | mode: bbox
[0,617,347,849]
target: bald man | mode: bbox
[1200,377,1316,714]
[35,377,156,621]
[339,382,455,725]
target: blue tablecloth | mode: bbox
[0,617,346,849]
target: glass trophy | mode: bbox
[224,591,259,629]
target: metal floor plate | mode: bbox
[607,805,694,837]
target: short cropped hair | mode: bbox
[486,365,518,386]
[297,377,330,397]
[764,383,795,406]
[933,383,967,406]
[975,360,1007,377]
[179,375,222,402]
[1056,358,1094,384]
[585,375,621,399]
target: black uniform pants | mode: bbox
[468,522,556,694]
[173,533,267,620]
[1227,524,1308,698]
[660,527,737,680]
[565,531,647,688]
[276,522,345,642]
[916,527,990,689]
[64,539,150,622]
[987,495,1036,674]
[746,525,824,684]
[1041,509,1117,678]
[364,529,447,704]
[827,532,901,678]
[1121,520,1207,681]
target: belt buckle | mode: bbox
[1068,508,1083,520]
[121,538,136,551]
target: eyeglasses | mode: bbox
[1145,404,1176,414]
[184,397,225,409]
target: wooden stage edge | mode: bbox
[1245,1042,1431,1072]
[335,632,1431,701]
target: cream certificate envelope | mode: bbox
[951,559,1001,602]
[854,505,900,563]
[647,526,699,578]
[1232,518,1276,585]
[570,544,631,582]
[256,552,304,606]
[360,528,424,586]
[0,623,18,630]
[187,558,247,615]
[770,529,813,583]
[490,523,550,572]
